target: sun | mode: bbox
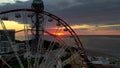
[55,32,64,36]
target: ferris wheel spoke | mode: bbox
[39,39,56,67]
[40,39,63,67]
[0,8,87,68]
[39,25,62,65]
[43,37,68,68]
[0,58,12,68]
[45,46,67,68]
[22,12,33,68]
[42,26,69,68]
[0,20,25,68]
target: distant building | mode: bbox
[0,41,12,53]
[0,30,15,41]
[0,30,15,53]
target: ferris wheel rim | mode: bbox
[0,8,84,51]
[0,8,89,68]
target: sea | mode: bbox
[16,35,120,58]
[79,35,120,58]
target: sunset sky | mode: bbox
[0,0,120,35]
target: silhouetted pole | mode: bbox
[31,0,44,54]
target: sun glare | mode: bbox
[55,32,64,36]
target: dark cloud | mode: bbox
[0,0,120,26]
[0,1,32,12]
[53,0,120,25]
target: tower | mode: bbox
[31,0,44,54]
[32,0,44,11]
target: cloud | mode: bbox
[53,0,120,25]
[70,24,94,29]
[0,20,28,31]
[0,0,29,6]
[99,24,120,28]
[0,1,32,12]
[0,0,120,35]
[96,24,120,31]
[70,24,120,32]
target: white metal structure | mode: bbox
[0,0,88,68]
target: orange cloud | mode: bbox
[98,24,120,28]
[71,24,120,35]
[94,30,120,35]
[70,24,95,29]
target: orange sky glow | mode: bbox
[0,20,120,35]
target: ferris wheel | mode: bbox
[0,0,90,68]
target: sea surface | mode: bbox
[79,35,120,58]
[16,35,120,58]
